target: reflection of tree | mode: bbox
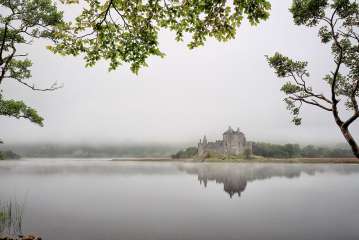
[177,163,359,198]
[0,162,179,176]
[0,200,24,236]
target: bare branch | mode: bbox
[343,79,359,128]
[111,3,130,29]
[98,0,113,26]
[289,71,333,106]
[12,77,63,91]
[289,95,333,111]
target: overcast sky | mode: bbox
[0,0,358,145]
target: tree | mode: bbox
[0,0,64,140]
[243,148,252,159]
[171,147,198,159]
[51,0,271,73]
[283,143,300,158]
[266,0,359,158]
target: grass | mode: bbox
[198,155,359,164]
[0,200,24,236]
[112,154,359,164]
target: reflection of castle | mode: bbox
[179,164,250,198]
[198,169,247,198]
[177,163,359,198]
[198,127,252,157]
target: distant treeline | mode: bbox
[171,143,354,159]
[252,143,354,158]
[1,144,183,158]
[1,142,354,159]
[171,147,198,159]
[0,150,21,160]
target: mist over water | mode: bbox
[1,159,359,240]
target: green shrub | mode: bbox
[243,148,252,159]
[253,142,354,158]
[0,151,21,160]
[171,147,198,159]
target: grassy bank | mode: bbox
[111,157,359,164]
[200,157,359,164]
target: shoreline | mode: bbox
[1,157,358,164]
[112,157,359,164]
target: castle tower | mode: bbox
[198,136,207,157]
[223,126,245,155]
[203,135,207,144]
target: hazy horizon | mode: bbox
[0,0,358,145]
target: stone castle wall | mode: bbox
[198,140,224,156]
[198,127,252,158]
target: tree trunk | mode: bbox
[340,126,359,159]
[332,106,359,159]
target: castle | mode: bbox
[198,127,252,157]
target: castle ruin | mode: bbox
[198,127,252,157]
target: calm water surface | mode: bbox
[0,159,359,240]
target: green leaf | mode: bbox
[0,94,44,127]
[50,0,271,73]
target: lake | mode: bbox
[1,159,359,240]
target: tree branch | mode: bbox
[343,79,359,128]
[289,95,333,111]
[11,77,63,91]
[0,22,9,64]
[289,71,333,105]
[0,38,16,84]
[98,0,114,26]
[329,7,344,126]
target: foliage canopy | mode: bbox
[267,0,359,158]
[0,0,64,140]
[51,0,271,73]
